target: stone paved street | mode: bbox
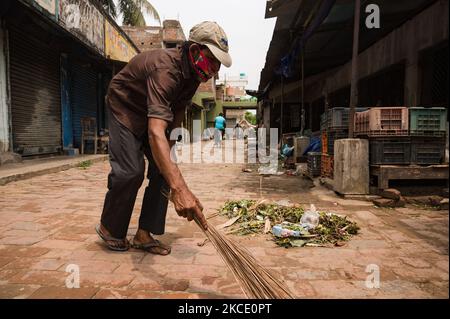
[0,145,448,299]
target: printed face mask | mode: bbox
[190,49,212,82]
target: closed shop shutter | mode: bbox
[70,60,98,149]
[8,23,61,156]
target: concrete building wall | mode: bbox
[206,100,223,125]
[216,84,224,100]
[270,0,449,107]
[0,20,10,152]
[225,109,246,121]
[320,0,448,106]
[263,103,271,129]
[194,78,216,127]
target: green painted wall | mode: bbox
[222,100,257,109]
[206,100,224,126]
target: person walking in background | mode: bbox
[214,112,226,147]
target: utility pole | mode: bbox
[301,49,305,136]
[348,0,361,138]
[280,75,284,140]
[224,73,227,101]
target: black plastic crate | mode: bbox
[410,136,445,165]
[369,137,411,165]
[307,152,322,176]
[327,129,349,155]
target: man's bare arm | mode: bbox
[148,117,207,230]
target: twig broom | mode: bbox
[162,189,295,299]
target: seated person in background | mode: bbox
[281,137,295,168]
[281,137,295,159]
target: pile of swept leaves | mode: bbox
[219,199,359,248]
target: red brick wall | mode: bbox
[122,26,163,52]
[123,21,186,52]
[162,20,186,43]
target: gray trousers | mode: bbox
[100,111,169,239]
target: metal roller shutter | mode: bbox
[8,24,62,156]
[70,60,98,149]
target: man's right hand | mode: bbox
[171,187,208,230]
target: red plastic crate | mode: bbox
[321,154,334,179]
[327,129,348,155]
[321,131,328,154]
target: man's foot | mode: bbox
[132,229,171,255]
[95,224,130,251]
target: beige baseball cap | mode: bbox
[189,21,232,67]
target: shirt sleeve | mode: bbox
[146,68,180,123]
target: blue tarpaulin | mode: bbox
[303,136,321,155]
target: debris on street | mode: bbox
[258,165,284,175]
[219,200,360,248]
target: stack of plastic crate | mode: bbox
[320,107,366,178]
[320,108,346,178]
[355,107,411,165]
[320,125,333,178]
[320,110,333,178]
[409,107,447,165]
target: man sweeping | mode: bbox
[96,21,232,254]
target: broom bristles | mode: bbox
[162,189,295,299]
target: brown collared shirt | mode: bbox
[107,46,200,137]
